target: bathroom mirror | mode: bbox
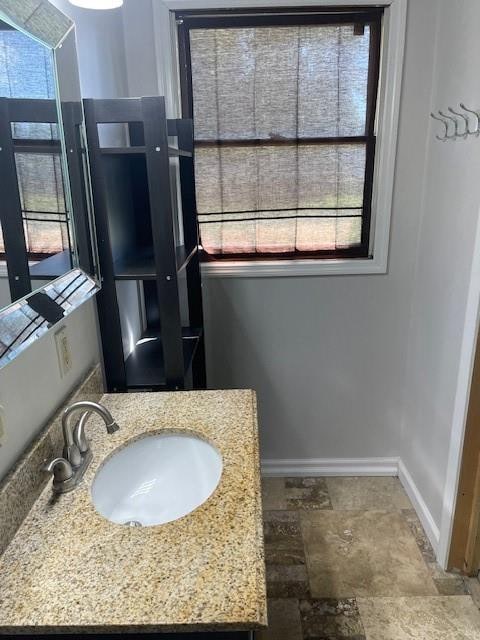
[0,1,98,310]
[0,0,100,367]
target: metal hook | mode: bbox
[430,112,450,141]
[438,110,459,139]
[448,106,469,138]
[459,103,480,136]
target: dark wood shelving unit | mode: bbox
[83,96,206,393]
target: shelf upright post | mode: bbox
[142,97,185,389]
[0,98,31,301]
[176,118,206,388]
[83,98,127,392]
[62,101,95,276]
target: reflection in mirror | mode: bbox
[0,0,101,370]
[0,18,74,297]
[55,26,98,279]
[0,268,98,368]
[0,10,98,317]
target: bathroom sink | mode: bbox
[91,433,223,526]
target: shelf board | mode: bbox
[182,326,203,341]
[99,146,192,157]
[13,139,62,155]
[168,147,192,158]
[125,327,201,390]
[114,249,156,280]
[100,147,146,155]
[114,245,198,280]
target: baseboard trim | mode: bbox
[260,456,440,555]
[261,457,400,477]
[398,459,440,553]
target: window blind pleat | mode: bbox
[0,28,67,261]
[196,143,365,212]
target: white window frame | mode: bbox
[159,0,407,278]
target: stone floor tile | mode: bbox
[401,509,437,563]
[284,477,333,510]
[299,598,366,639]
[434,577,469,595]
[426,562,468,594]
[266,564,310,598]
[302,510,437,597]
[257,598,303,640]
[262,477,287,510]
[326,477,411,511]
[427,562,460,580]
[357,596,480,639]
[466,578,480,609]
[263,510,306,566]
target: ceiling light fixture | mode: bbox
[68,0,123,9]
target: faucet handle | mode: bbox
[44,458,73,483]
[44,458,75,494]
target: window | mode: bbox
[177,8,382,264]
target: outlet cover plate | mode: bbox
[55,326,73,378]
[0,405,5,447]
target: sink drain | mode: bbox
[124,520,143,527]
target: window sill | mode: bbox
[200,255,387,278]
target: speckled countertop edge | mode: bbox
[0,389,267,635]
[251,392,268,628]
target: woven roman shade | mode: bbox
[188,20,378,258]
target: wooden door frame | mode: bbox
[448,330,480,574]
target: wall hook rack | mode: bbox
[430,103,480,141]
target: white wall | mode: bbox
[400,0,480,534]
[122,0,159,98]
[50,0,129,99]
[0,300,99,480]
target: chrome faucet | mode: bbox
[45,401,119,494]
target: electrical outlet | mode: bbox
[0,405,5,447]
[55,326,73,377]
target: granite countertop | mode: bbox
[0,390,267,635]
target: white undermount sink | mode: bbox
[91,433,223,527]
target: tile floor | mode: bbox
[259,477,480,640]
